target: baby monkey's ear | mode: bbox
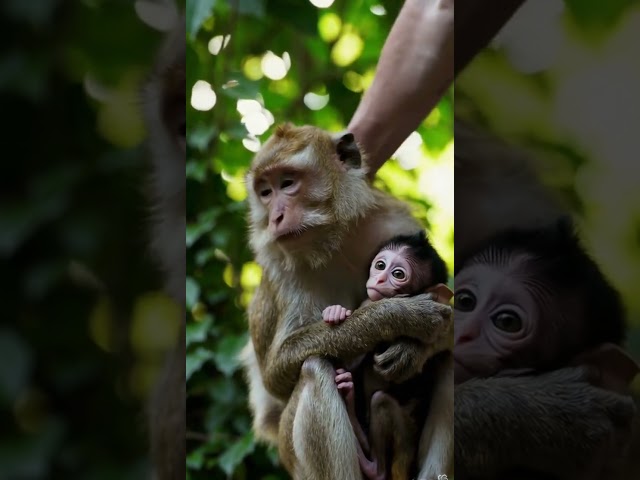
[572,343,640,393]
[426,283,454,305]
[333,132,362,169]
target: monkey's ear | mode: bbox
[275,123,295,137]
[572,342,640,391]
[426,283,454,304]
[334,132,362,169]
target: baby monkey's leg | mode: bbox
[335,368,369,452]
[368,391,416,480]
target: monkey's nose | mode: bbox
[272,213,284,226]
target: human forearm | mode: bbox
[454,0,526,75]
[348,0,454,178]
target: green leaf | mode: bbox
[186,445,205,470]
[0,329,33,403]
[186,0,216,38]
[234,0,265,18]
[188,124,217,152]
[186,314,214,346]
[213,333,247,377]
[186,276,201,309]
[186,347,214,380]
[218,431,256,476]
[186,160,207,182]
[564,0,634,31]
[218,71,261,100]
[269,0,317,35]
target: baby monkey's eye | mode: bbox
[391,269,405,279]
[491,311,522,333]
[454,289,476,312]
[375,260,386,270]
[281,179,294,189]
[260,188,272,197]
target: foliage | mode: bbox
[0,0,186,478]
[185,0,453,478]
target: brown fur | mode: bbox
[241,125,453,479]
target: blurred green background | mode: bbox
[185,0,452,478]
[456,0,640,382]
[0,0,184,477]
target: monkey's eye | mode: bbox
[454,289,476,312]
[260,188,272,197]
[375,260,386,270]
[281,179,294,189]
[391,269,405,280]
[491,311,522,333]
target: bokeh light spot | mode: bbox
[243,56,264,81]
[191,80,217,111]
[319,12,342,42]
[309,0,335,8]
[303,92,330,110]
[261,51,288,80]
[331,31,364,67]
[208,34,231,55]
[343,71,363,92]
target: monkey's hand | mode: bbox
[373,338,428,383]
[335,368,355,400]
[323,305,352,325]
[373,310,452,383]
[455,365,636,479]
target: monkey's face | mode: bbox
[246,124,376,268]
[452,256,564,384]
[253,168,308,242]
[366,247,416,301]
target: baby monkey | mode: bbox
[323,230,450,323]
[323,230,452,480]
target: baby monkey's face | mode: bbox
[366,247,414,301]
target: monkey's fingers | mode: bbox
[374,341,425,383]
[337,381,353,390]
[323,305,338,320]
[335,371,353,384]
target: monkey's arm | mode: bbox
[454,367,636,479]
[263,295,451,400]
[372,325,453,384]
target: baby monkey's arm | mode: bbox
[323,297,377,325]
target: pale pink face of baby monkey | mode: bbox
[366,247,415,301]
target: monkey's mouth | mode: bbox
[277,229,307,242]
[367,288,387,301]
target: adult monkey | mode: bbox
[241,123,453,479]
[347,0,637,477]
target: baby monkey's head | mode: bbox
[366,230,448,301]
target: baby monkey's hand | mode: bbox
[322,305,352,325]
